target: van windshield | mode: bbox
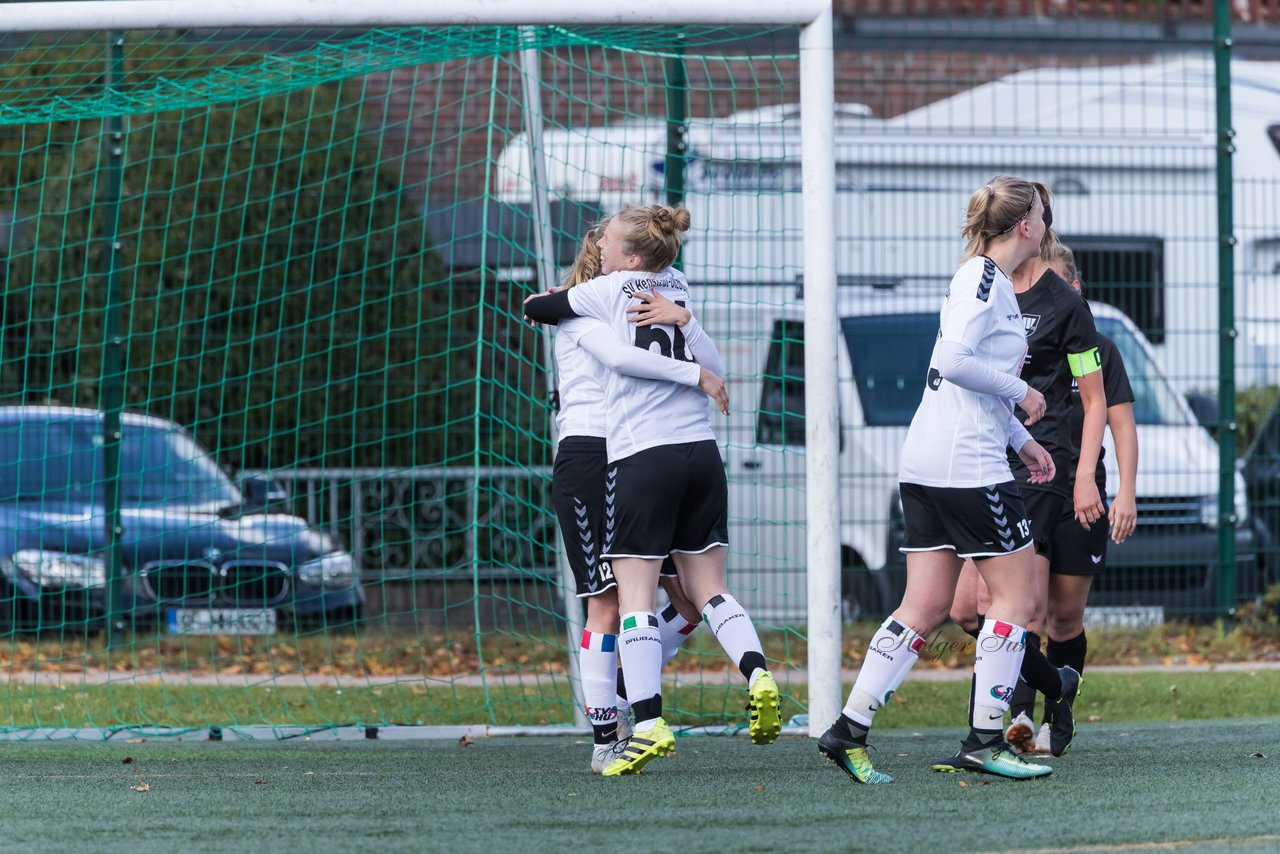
[0,419,241,507]
[841,313,936,427]
[1093,316,1190,426]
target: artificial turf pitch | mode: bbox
[3,716,1278,853]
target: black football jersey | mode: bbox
[1007,268,1102,495]
[1067,333,1134,490]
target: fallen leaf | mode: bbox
[1087,714,1101,723]
[458,734,474,747]
[122,757,133,765]
[303,771,315,776]
[957,780,970,788]
[130,782,150,793]
[126,737,146,744]
[981,781,990,787]
[1250,752,1267,759]
[254,780,267,785]
[752,786,765,792]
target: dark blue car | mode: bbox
[0,407,363,634]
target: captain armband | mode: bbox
[1066,347,1102,378]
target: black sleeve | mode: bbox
[1100,335,1135,406]
[1061,288,1102,371]
[523,289,579,324]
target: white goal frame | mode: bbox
[8,0,843,737]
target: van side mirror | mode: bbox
[240,474,291,512]
[1185,392,1219,436]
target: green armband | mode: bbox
[1067,347,1102,378]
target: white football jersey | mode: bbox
[567,268,715,462]
[898,256,1029,488]
[553,316,610,439]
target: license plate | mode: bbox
[1083,605,1165,628]
[166,608,278,636]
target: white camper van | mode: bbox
[501,58,1278,621]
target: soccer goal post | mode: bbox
[0,2,840,739]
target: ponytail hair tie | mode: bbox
[985,184,996,198]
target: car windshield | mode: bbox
[0,418,241,507]
[841,313,936,427]
[1093,317,1190,426]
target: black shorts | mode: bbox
[553,438,678,599]
[600,440,729,561]
[1022,487,1067,562]
[899,481,1034,560]
[552,437,616,598]
[1050,485,1110,576]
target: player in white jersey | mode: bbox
[525,204,782,777]
[818,176,1061,784]
[545,222,723,773]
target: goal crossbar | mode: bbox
[3,0,832,31]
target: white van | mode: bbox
[693,282,1257,623]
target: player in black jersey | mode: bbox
[1016,246,1139,752]
[944,188,1107,759]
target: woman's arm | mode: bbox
[626,290,726,377]
[934,340,1045,423]
[1106,401,1139,544]
[576,325,700,386]
[680,318,726,378]
[523,289,580,324]
[1073,370,1107,528]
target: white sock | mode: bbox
[972,617,1027,732]
[619,611,662,730]
[658,603,698,667]
[578,629,618,743]
[701,593,768,684]
[842,617,923,727]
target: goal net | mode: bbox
[0,19,821,737]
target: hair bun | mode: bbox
[671,206,691,233]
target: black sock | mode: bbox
[1013,632,1062,719]
[1048,630,1088,674]
[615,665,628,701]
[632,695,662,726]
[962,613,984,640]
[835,713,870,746]
[963,726,1003,750]
[739,651,767,683]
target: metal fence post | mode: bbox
[1214,0,1238,619]
[102,32,127,649]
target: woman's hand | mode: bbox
[1108,491,1137,544]
[698,368,730,415]
[1017,386,1046,426]
[522,286,563,327]
[1073,478,1105,531]
[627,291,691,328]
[1018,440,1055,485]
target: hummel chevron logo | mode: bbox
[1000,538,1016,550]
[1091,554,1103,564]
